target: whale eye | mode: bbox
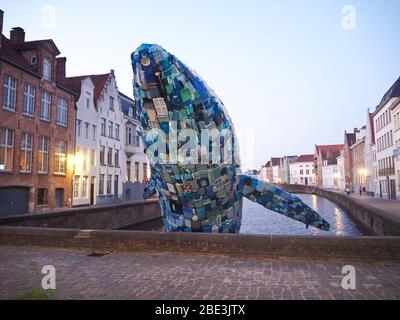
[141,55,151,66]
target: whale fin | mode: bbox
[143,176,157,199]
[237,175,330,231]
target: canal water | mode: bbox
[127,194,365,236]
[240,194,365,236]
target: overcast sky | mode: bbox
[2,0,400,170]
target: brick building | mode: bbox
[0,11,76,216]
[343,130,356,191]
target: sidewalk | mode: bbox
[330,190,400,223]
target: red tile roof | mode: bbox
[270,157,282,166]
[315,144,344,155]
[65,73,110,106]
[295,154,314,163]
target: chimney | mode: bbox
[56,57,67,84]
[0,10,4,48]
[353,127,359,133]
[10,27,25,43]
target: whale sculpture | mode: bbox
[131,43,330,233]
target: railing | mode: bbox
[378,168,395,177]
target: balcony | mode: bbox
[125,136,142,157]
[378,168,395,177]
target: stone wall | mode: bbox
[277,184,400,236]
[0,199,161,230]
[0,226,399,261]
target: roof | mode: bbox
[295,154,314,163]
[270,157,282,167]
[345,132,356,147]
[377,77,400,111]
[65,73,110,104]
[15,39,60,56]
[315,144,344,154]
[119,91,137,119]
[0,35,37,75]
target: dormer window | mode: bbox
[30,56,37,65]
[43,58,51,81]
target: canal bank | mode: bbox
[278,184,400,236]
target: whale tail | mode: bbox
[237,175,330,231]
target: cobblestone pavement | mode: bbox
[0,246,399,300]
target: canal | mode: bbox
[127,194,365,236]
[240,194,365,236]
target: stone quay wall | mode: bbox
[277,184,400,236]
[0,226,399,261]
[0,199,161,230]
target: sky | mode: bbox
[2,0,400,170]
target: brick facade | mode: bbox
[0,18,76,214]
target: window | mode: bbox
[91,125,96,140]
[56,98,68,126]
[107,147,113,166]
[115,149,119,167]
[110,96,114,110]
[115,124,120,140]
[86,93,91,108]
[143,163,148,182]
[76,119,82,137]
[38,137,49,173]
[101,118,106,135]
[114,175,119,195]
[85,122,90,139]
[99,174,105,195]
[40,91,51,121]
[73,176,80,198]
[43,58,51,80]
[126,125,138,145]
[91,149,95,166]
[83,148,88,172]
[107,174,112,194]
[135,161,139,181]
[300,170,304,175]
[126,161,131,182]
[3,75,17,111]
[55,140,67,174]
[108,121,113,138]
[100,146,105,165]
[306,169,310,175]
[0,128,14,171]
[82,176,88,198]
[37,189,48,205]
[20,133,33,172]
[23,84,35,116]
[128,106,134,118]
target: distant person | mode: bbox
[346,187,350,196]
[363,186,366,196]
[359,185,362,196]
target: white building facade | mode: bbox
[289,155,315,186]
[66,77,98,206]
[390,93,400,199]
[373,78,399,200]
[97,71,125,204]
[120,92,149,200]
[322,161,339,190]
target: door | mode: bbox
[90,177,95,205]
[0,187,29,217]
[114,175,119,199]
[305,177,308,186]
[379,182,383,198]
[55,188,64,208]
[390,179,397,200]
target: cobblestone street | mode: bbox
[0,246,399,300]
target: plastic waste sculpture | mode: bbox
[131,44,330,233]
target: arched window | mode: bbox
[43,58,51,80]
